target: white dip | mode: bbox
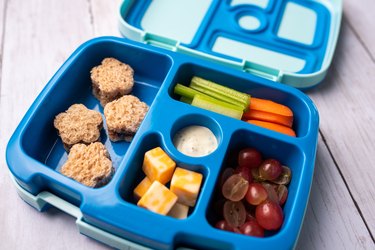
[173,125,218,157]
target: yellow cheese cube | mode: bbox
[137,181,177,215]
[167,203,189,219]
[170,167,203,207]
[142,147,176,184]
[133,176,152,201]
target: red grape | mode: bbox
[220,168,235,187]
[222,174,249,202]
[245,183,268,205]
[215,220,235,232]
[239,218,265,237]
[255,200,284,230]
[251,167,264,182]
[234,165,253,183]
[223,200,246,228]
[238,148,262,169]
[261,182,278,203]
[277,185,288,206]
[272,166,292,185]
[259,159,282,181]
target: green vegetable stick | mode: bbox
[191,94,243,119]
[189,84,247,111]
[174,83,202,99]
[190,76,250,110]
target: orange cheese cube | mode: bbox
[133,176,152,201]
[170,167,203,207]
[142,147,176,184]
[137,181,177,215]
[168,202,189,219]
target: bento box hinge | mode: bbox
[144,32,179,51]
[243,61,282,82]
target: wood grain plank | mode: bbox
[344,0,375,60]
[0,0,106,249]
[308,17,375,239]
[0,0,7,89]
[297,136,375,249]
[90,0,123,36]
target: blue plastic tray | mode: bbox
[119,0,342,89]
[7,37,319,249]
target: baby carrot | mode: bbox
[247,120,296,137]
[249,98,293,118]
[242,109,293,128]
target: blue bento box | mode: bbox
[6,0,342,249]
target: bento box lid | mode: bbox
[118,0,342,89]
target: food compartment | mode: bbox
[20,39,173,171]
[169,62,314,138]
[207,128,306,245]
[6,38,174,201]
[119,132,207,218]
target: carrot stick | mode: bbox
[243,109,293,128]
[247,120,296,137]
[249,98,293,117]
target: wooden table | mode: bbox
[0,0,374,249]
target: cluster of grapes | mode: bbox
[214,148,292,237]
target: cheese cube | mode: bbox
[142,147,176,184]
[170,167,203,207]
[168,203,189,219]
[133,176,152,201]
[137,181,177,215]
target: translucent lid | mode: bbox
[118,0,342,89]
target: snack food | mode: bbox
[142,147,176,184]
[174,77,297,136]
[167,203,189,219]
[60,142,114,188]
[134,147,203,217]
[137,180,178,215]
[90,57,134,106]
[173,125,218,157]
[54,104,103,151]
[214,147,292,237]
[133,176,152,201]
[104,95,149,142]
[170,167,203,207]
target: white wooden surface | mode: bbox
[0,0,374,249]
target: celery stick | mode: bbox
[190,76,250,110]
[191,94,243,119]
[190,84,247,111]
[174,83,202,99]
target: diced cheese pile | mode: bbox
[133,177,152,201]
[167,203,189,219]
[142,147,176,184]
[137,181,177,215]
[135,147,203,218]
[170,167,203,207]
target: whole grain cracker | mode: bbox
[54,104,103,151]
[90,57,134,106]
[60,142,114,188]
[104,95,149,142]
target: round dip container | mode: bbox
[173,125,218,157]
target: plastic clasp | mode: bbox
[144,32,179,51]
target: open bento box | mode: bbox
[6,0,342,249]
